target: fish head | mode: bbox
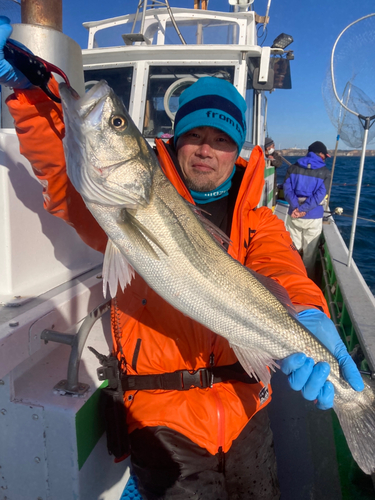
[59,80,156,209]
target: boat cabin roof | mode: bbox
[82,7,262,49]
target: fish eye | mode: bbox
[111,115,127,130]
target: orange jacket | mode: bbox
[7,80,329,456]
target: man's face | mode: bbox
[176,126,238,192]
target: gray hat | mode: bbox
[265,137,274,149]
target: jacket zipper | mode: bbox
[236,174,253,262]
[112,297,127,370]
[209,347,226,455]
[212,384,225,455]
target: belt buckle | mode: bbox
[180,368,211,390]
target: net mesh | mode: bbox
[322,15,375,148]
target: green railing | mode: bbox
[261,165,276,208]
[319,238,370,373]
[318,237,375,499]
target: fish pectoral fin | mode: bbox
[230,344,279,387]
[120,210,169,258]
[102,239,135,298]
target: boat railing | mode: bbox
[82,7,257,49]
[40,300,112,396]
[320,215,375,375]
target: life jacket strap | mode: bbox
[119,362,258,392]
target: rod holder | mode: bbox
[41,300,111,395]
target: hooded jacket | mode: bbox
[7,79,329,456]
[283,152,331,219]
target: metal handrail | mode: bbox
[41,300,111,395]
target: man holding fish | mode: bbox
[0,17,367,500]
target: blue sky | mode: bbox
[6,0,375,149]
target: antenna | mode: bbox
[122,0,186,45]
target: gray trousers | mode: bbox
[130,408,280,500]
[285,215,322,279]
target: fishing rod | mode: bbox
[280,155,292,166]
[327,80,354,206]
[325,207,375,224]
[332,182,374,187]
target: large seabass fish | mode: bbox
[60,80,375,475]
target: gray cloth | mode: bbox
[130,409,280,500]
[266,151,283,168]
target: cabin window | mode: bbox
[163,20,240,45]
[272,57,292,90]
[143,65,235,139]
[83,67,133,110]
[247,56,292,91]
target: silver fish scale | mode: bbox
[121,170,352,397]
[92,166,359,409]
[87,132,355,407]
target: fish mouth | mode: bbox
[60,80,109,102]
[60,80,112,126]
[61,84,80,101]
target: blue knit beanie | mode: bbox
[173,77,247,154]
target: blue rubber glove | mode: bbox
[0,16,32,89]
[280,309,364,410]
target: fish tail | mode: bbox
[334,376,375,475]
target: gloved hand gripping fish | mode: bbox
[59,80,375,476]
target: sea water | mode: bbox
[278,156,375,296]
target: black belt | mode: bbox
[120,362,258,392]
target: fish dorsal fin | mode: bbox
[102,239,135,298]
[230,344,279,386]
[247,269,297,318]
[190,205,232,249]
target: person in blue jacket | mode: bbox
[283,141,331,279]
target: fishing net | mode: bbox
[322,14,375,148]
[323,80,375,148]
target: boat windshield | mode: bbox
[85,13,244,48]
[84,66,133,110]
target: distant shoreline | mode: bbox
[280,149,375,157]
